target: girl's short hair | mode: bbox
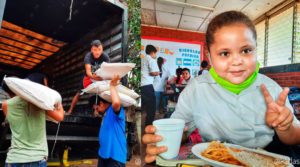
[206,11,256,52]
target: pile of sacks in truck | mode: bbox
[83,63,139,107]
[3,63,139,117]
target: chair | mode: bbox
[288,87,300,119]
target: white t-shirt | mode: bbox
[182,77,192,85]
[171,73,300,148]
[202,69,209,74]
[153,64,170,92]
[141,55,159,86]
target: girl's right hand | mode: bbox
[261,84,293,131]
[142,125,168,163]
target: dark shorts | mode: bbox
[97,156,125,167]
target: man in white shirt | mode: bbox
[141,45,160,126]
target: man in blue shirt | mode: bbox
[89,75,126,167]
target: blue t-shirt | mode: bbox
[99,105,127,164]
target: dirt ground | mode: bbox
[68,155,142,167]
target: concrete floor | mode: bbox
[67,155,142,167]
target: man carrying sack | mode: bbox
[67,40,110,115]
[1,79,64,167]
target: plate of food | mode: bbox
[191,141,293,167]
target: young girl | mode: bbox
[153,57,170,113]
[142,11,300,163]
[174,68,183,84]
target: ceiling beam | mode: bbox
[0,36,52,56]
[0,42,48,58]
[0,48,44,61]
[197,0,220,31]
[0,57,32,69]
[177,0,186,29]
[253,0,295,24]
[240,0,254,11]
[0,28,60,52]
[0,54,36,66]
[1,27,61,48]
[144,8,206,19]
[157,0,214,11]
[154,0,158,26]
[0,53,39,65]
[2,20,66,47]
[0,35,55,53]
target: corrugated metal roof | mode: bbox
[0,20,66,69]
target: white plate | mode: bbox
[191,142,293,167]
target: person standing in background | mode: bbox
[141,45,160,126]
[153,57,170,114]
[198,60,209,75]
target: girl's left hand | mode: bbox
[261,84,294,131]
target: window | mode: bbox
[255,3,300,67]
[294,3,300,63]
[267,7,293,66]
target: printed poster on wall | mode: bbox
[141,36,204,77]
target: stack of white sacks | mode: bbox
[82,62,139,107]
[3,63,138,113]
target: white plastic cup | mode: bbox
[153,118,185,159]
